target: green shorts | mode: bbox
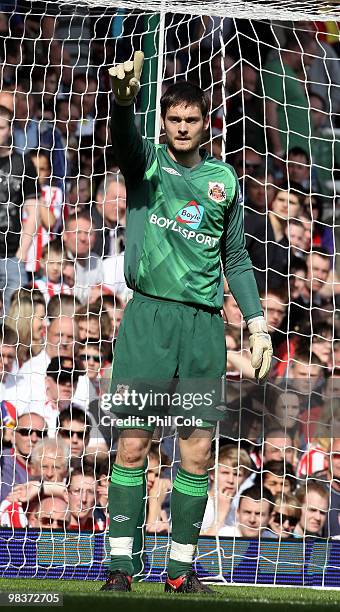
[109,292,226,430]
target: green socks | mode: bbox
[109,464,145,575]
[167,467,208,579]
[108,464,208,579]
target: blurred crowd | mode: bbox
[0,7,340,540]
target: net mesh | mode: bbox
[0,2,339,586]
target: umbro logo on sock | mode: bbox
[193,522,202,529]
[111,515,130,522]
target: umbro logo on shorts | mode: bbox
[162,166,181,176]
[193,522,202,528]
[112,515,130,522]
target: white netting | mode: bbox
[52,1,340,21]
[0,4,340,586]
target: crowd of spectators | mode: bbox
[0,8,340,541]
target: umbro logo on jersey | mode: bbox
[112,515,130,522]
[176,200,204,230]
[162,167,181,176]
[193,522,202,529]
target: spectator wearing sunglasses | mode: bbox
[29,356,82,436]
[28,496,71,530]
[0,412,47,502]
[312,438,340,538]
[73,339,103,405]
[294,482,329,538]
[0,438,69,528]
[57,405,91,459]
[268,493,301,539]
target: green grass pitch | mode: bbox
[1,579,340,612]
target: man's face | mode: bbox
[263,472,291,497]
[275,392,300,425]
[299,491,328,535]
[42,253,63,284]
[246,174,274,212]
[47,317,76,358]
[78,317,100,342]
[288,153,309,184]
[234,150,262,178]
[237,497,271,537]
[301,217,312,251]
[288,222,305,252]
[14,414,46,458]
[263,436,294,464]
[31,497,70,530]
[213,464,248,497]
[78,345,101,381]
[269,503,299,538]
[289,362,322,393]
[59,418,89,457]
[31,450,67,482]
[0,343,16,381]
[162,103,208,157]
[45,375,74,407]
[68,474,96,519]
[310,95,325,130]
[0,115,11,147]
[96,180,126,227]
[241,66,257,102]
[262,294,286,331]
[330,439,340,480]
[63,218,95,259]
[307,253,330,292]
[290,268,308,300]
[271,190,300,220]
[312,334,332,365]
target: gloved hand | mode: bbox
[109,50,144,106]
[248,316,273,381]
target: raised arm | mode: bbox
[109,51,155,183]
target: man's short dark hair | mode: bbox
[238,484,275,509]
[290,256,308,275]
[70,463,96,483]
[261,460,296,489]
[288,147,310,164]
[58,405,91,433]
[47,294,81,321]
[160,81,208,119]
[64,210,96,231]
[309,247,330,261]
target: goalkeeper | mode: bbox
[102,51,273,594]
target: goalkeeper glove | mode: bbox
[247,316,273,382]
[109,50,144,106]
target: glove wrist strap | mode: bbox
[247,316,268,335]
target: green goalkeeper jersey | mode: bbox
[111,103,262,320]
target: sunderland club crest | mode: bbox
[208,181,226,203]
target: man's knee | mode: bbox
[116,429,152,467]
[179,432,212,473]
